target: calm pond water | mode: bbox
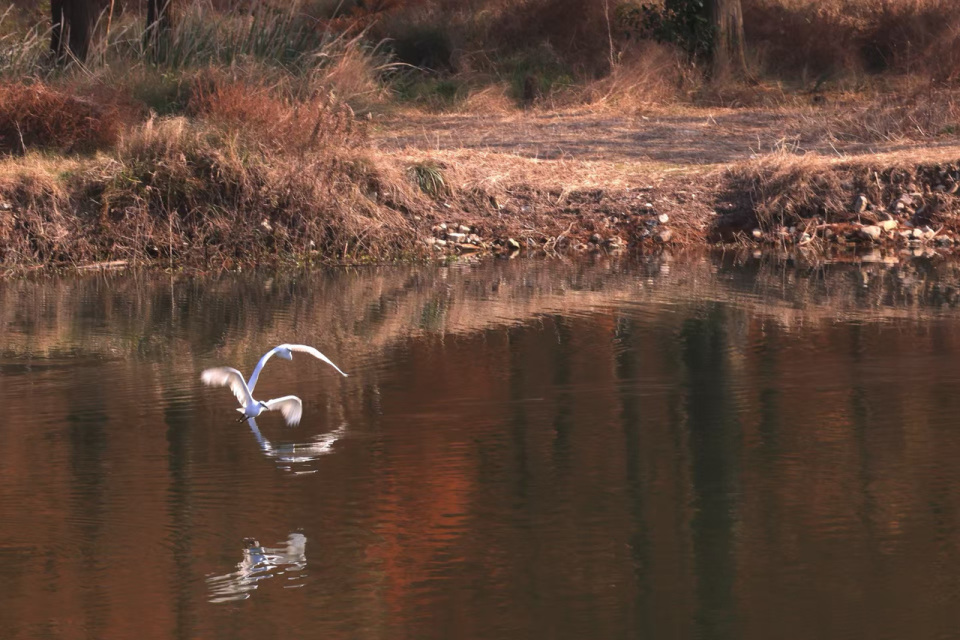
[3,255,960,639]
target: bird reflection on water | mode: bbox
[207,534,308,603]
[246,417,348,474]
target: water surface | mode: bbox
[3,255,960,639]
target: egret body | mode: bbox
[201,344,348,426]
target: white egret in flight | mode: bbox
[201,344,348,426]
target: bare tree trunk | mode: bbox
[145,0,175,57]
[51,0,64,58]
[711,0,747,76]
[51,0,96,63]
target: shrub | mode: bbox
[409,160,447,197]
[486,0,614,75]
[0,83,121,155]
[186,75,367,153]
[619,0,713,62]
[388,25,454,70]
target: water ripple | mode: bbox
[207,534,308,604]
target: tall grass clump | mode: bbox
[151,3,325,70]
[0,7,48,78]
[185,73,371,156]
[115,110,417,263]
[409,160,447,197]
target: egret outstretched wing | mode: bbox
[247,346,286,393]
[247,343,348,393]
[264,395,303,426]
[282,344,349,377]
[201,367,254,407]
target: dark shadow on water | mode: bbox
[165,393,196,640]
[682,305,742,639]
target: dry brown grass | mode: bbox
[723,149,960,233]
[0,83,123,155]
[371,95,960,251]
[0,113,425,270]
[0,156,94,266]
[186,75,369,153]
[724,154,855,230]
[546,41,694,109]
[814,89,960,143]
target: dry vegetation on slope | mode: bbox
[0,0,959,272]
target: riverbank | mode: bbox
[370,102,960,257]
[4,98,960,275]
